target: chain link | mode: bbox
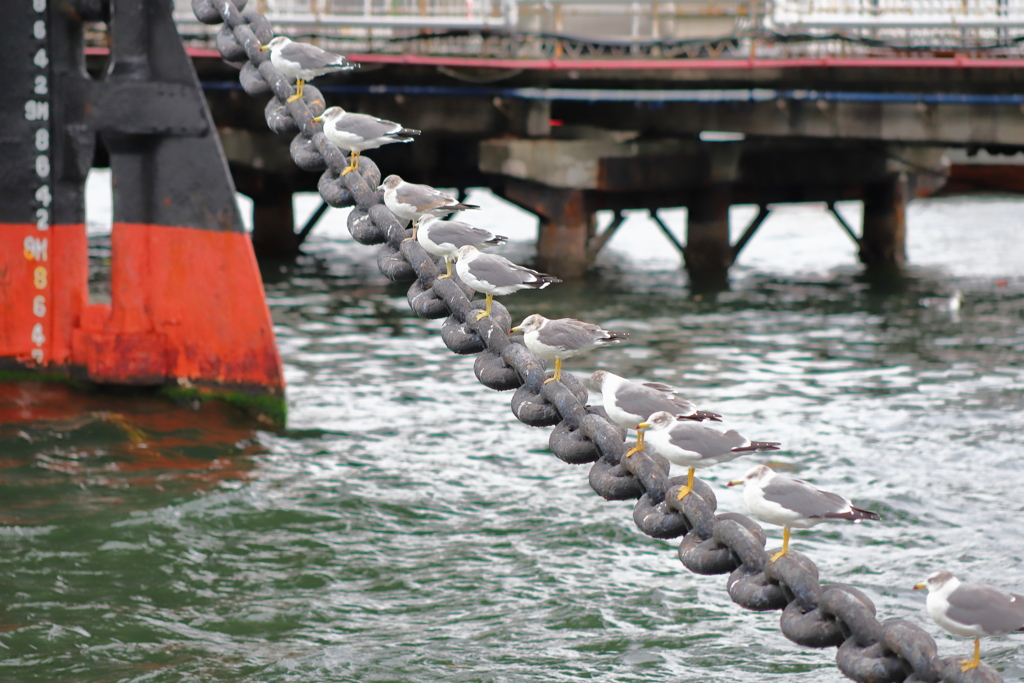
[192,1,1003,679]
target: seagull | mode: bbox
[638,412,778,500]
[728,465,880,562]
[259,36,357,103]
[314,107,419,176]
[511,315,626,385]
[455,246,560,322]
[417,216,507,279]
[920,290,962,313]
[914,572,1024,673]
[590,370,721,458]
[377,175,480,240]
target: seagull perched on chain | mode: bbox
[314,107,419,176]
[455,246,559,322]
[590,371,721,458]
[378,175,480,240]
[417,216,506,279]
[511,315,626,385]
[638,412,778,500]
[259,36,357,103]
[915,571,1024,673]
[728,465,879,562]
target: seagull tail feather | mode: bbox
[454,203,481,211]
[737,441,781,452]
[396,128,421,136]
[827,506,881,522]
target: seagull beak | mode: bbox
[726,478,743,487]
[636,421,651,430]
[376,184,384,192]
[259,45,269,51]
[313,115,323,123]
[913,582,926,590]
[509,326,523,333]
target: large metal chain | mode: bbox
[192,3,1002,681]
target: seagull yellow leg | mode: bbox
[959,638,981,672]
[403,219,419,242]
[624,430,645,458]
[543,358,562,384]
[341,151,360,176]
[769,527,791,563]
[675,467,696,500]
[474,294,493,321]
[437,257,452,279]
[287,79,305,103]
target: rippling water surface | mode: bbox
[2,187,1024,682]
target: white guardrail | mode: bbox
[172,0,1024,52]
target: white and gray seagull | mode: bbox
[590,370,721,458]
[637,412,778,500]
[314,106,419,176]
[455,246,560,322]
[511,315,626,385]
[728,465,880,562]
[417,216,507,279]
[259,36,357,103]
[378,175,480,239]
[914,571,1024,673]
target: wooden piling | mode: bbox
[860,174,909,267]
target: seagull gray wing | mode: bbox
[428,221,498,249]
[535,320,609,352]
[664,424,749,458]
[946,583,1024,635]
[280,42,351,69]
[338,113,402,140]
[467,254,541,287]
[396,184,457,213]
[615,382,694,422]
[760,478,852,518]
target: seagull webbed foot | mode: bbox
[958,660,980,673]
[675,485,693,501]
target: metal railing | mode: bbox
[171,0,1024,57]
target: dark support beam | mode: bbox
[731,204,771,261]
[684,186,733,291]
[827,201,861,247]
[860,174,910,267]
[295,200,329,246]
[587,210,624,260]
[649,210,686,256]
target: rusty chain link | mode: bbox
[191,2,1003,681]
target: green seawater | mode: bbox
[2,192,1024,682]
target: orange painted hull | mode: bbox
[0,222,283,396]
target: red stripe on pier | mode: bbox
[84,47,1024,70]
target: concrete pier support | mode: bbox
[500,179,596,278]
[535,190,596,279]
[860,174,910,267]
[685,187,733,290]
